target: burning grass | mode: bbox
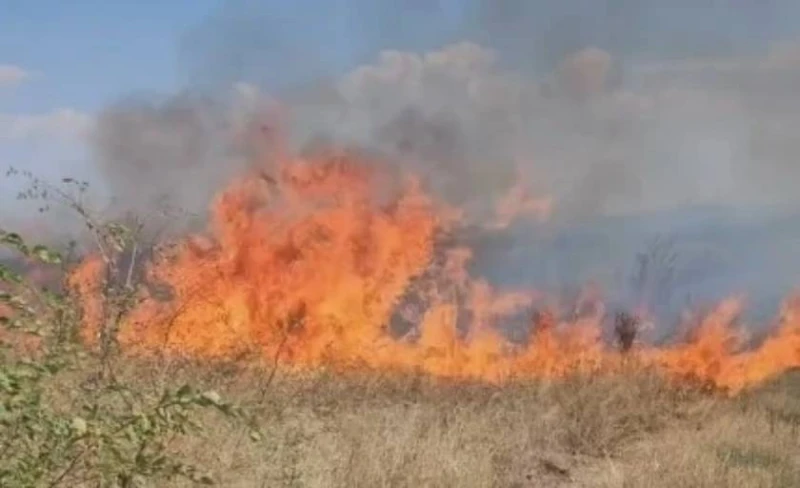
[64,150,800,395]
[4,144,800,485]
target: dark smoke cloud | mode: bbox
[92,93,226,217]
[86,85,280,232]
[91,1,800,222]
[71,0,800,325]
[295,39,800,218]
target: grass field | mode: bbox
[3,269,800,487]
[3,186,800,487]
[27,354,796,488]
[3,273,800,487]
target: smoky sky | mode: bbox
[179,0,800,89]
[45,0,800,326]
[154,0,800,222]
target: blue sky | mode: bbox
[1,0,217,113]
[0,0,219,192]
[3,0,800,186]
[4,0,800,113]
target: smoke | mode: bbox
[87,1,800,221]
[86,83,283,234]
[283,41,774,221]
[17,0,800,326]
[92,93,226,220]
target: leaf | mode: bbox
[136,413,152,433]
[0,265,23,284]
[198,475,216,485]
[175,384,194,399]
[200,391,222,406]
[0,232,26,252]
[30,245,62,264]
[70,416,87,436]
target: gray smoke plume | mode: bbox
[88,1,800,222]
[92,93,227,220]
[61,0,800,327]
[86,84,281,234]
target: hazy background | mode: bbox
[4,0,800,329]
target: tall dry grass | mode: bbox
[4,177,799,487]
[73,357,798,488]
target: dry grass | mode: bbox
[45,357,793,488]
[588,377,800,488]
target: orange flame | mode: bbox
[67,149,800,395]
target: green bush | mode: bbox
[0,227,257,487]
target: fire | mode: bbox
[67,147,800,395]
[0,257,62,353]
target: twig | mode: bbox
[47,437,89,488]
[125,241,138,290]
